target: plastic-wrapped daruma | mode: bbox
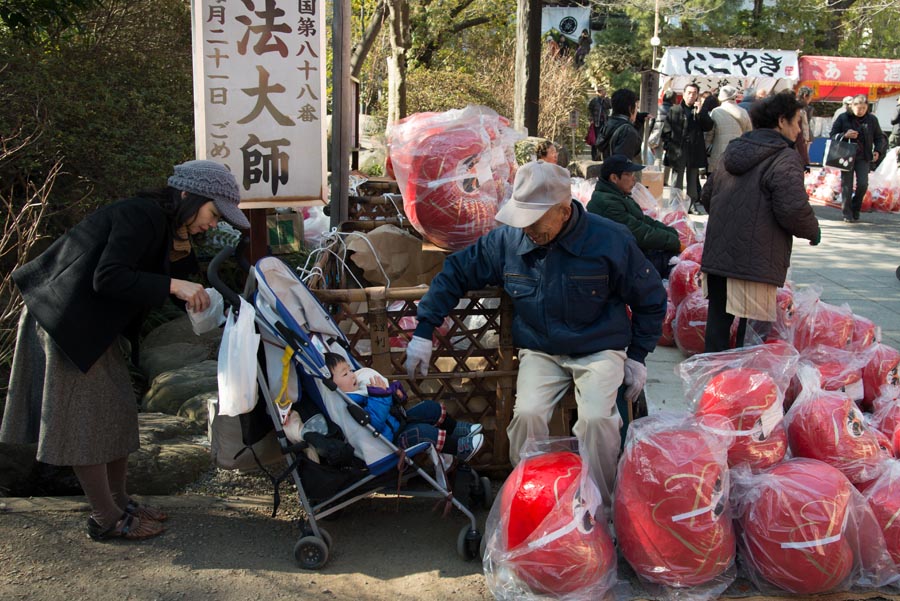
[696,368,786,469]
[658,299,676,347]
[500,451,616,596]
[615,424,734,587]
[786,389,888,484]
[740,459,853,594]
[668,259,701,308]
[673,290,708,356]
[403,127,502,250]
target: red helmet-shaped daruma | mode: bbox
[851,314,879,351]
[696,368,787,470]
[403,127,503,250]
[792,298,854,352]
[786,371,890,485]
[614,416,735,589]
[668,259,701,307]
[736,459,854,594]
[679,242,704,265]
[673,290,709,356]
[799,344,875,401]
[658,299,676,347]
[863,343,900,408]
[388,107,520,251]
[871,396,900,450]
[865,460,900,566]
[768,286,796,343]
[497,451,616,597]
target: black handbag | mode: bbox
[824,137,858,171]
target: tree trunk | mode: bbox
[822,0,858,51]
[513,0,541,135]
[350,0,385,79]
[385,0,409,124]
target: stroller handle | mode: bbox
[207,235,250,310]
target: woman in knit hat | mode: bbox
[0,159,248,541]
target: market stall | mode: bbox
[656,46,799,96]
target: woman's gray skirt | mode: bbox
[0,308,139,466]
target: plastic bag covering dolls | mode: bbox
[871,395,900,452]
[865,459,900,569]
[863,343,900,409]
[386,105,523,251]
[658,299,676,347]
[673,290,709,356]
[483,439,616,601]
[614,414,736,596]
[679,242,704,265]
[785,366,891,485]
[668,259,701,308]
[680,342,799,470]
[731,458,897,594]
[791,287,854,352]
[796,343,877,402]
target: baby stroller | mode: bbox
[208,246,491,569]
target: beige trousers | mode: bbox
[506,348,625,504]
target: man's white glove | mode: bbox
[623,358,647,404]
[404,335,433,378]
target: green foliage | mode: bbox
[0,0,195,225]
[405,67,512,116]
[0,0,102,40]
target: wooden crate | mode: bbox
[308,223,516,472]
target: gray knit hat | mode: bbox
[168,160,250,229]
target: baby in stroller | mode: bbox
[324,352,485,464]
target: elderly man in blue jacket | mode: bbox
[404,160,667,503]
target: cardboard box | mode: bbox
[266,212,304,254]
[642,169,664,200]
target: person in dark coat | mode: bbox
[700,91,820,352]
[829,94,888,222]
[596,88,642,162]
[662,83,714,211]
[587,154,681,277]
[1,160,250,541]
[588,85,611,160]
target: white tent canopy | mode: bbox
[658,47,800,97]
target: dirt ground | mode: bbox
[0,494,492,601]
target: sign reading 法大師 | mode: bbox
[191,1,327,208]
[659,47,799,80]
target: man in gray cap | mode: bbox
[404,160,667,503]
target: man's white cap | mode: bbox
[495,160,572,228]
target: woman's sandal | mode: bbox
[126,499,168,522]
[87,512,164,541]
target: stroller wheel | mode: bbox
[456,525,482,561]
[302,526,333,551]
[479,476,494,509]
[294,536,329,569]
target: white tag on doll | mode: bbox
[843,379,864,401]
[780,509,849,549]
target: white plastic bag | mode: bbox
[216,297,260,416]
[187,287,226,335]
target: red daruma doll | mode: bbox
[696,368,787,470]
[734,459,854,594]
[785,367,889,485]
[614,415,735,590]
[486,449,616,599]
